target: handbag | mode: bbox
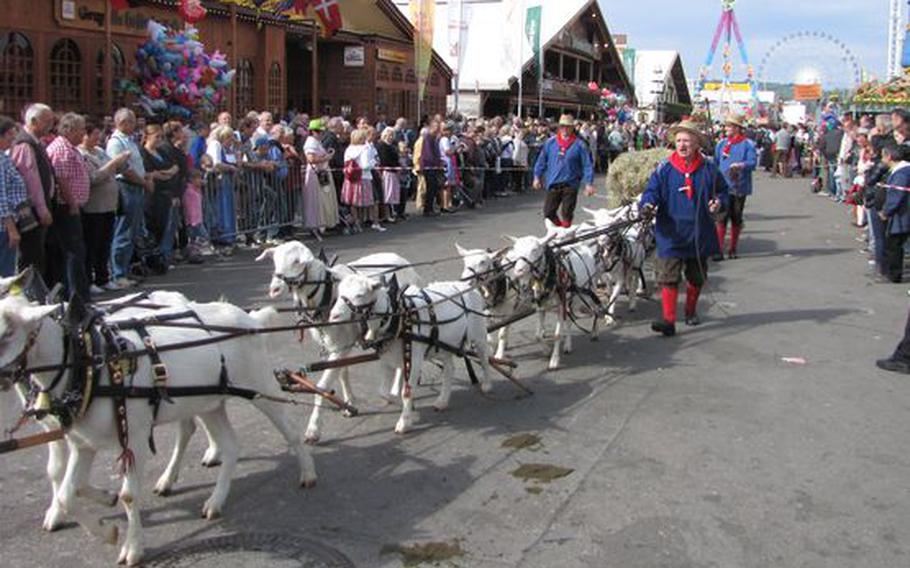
[14,201,38,233]
[316,168,331,187]
[344,156,363,184]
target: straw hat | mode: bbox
[558,114,575,127]
[725,114,747,129]
[667,120,707,147]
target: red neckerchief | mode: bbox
[556,132,576,156]
[668,151,703,200]
[722,134,746,158]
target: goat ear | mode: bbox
[502,235,519,244]
[327,265,351,280]
[387,275,400,298]
[0,267,33,297]
[15,303,61,326]
[255,248,275,262]
[369,278,383,292]
[66,294,88,328]
[455,242,470,257]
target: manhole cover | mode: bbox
[146,533,355,568]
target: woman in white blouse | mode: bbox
[205,125,238,246]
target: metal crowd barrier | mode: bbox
[200,162,305,242]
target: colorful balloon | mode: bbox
[124,20,233,119]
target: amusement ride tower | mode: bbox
[696,0,759,115]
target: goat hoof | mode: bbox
[153,485,172,497]
[202,500,223,520]
[432,403,448,412]
[394,421,411,434]
[300,478,317,489]
[43,506,65,532]
[342,407,359,418]
[118,542,144,566]
[201,457,222,468]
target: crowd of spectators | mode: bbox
[0,102,647,301]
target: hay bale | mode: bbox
[605,148,671,208]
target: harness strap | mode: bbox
[419,289,439,355]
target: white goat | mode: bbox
[256,240,420,443]
[328,272,492,435]
[0,277,216,533]
[0,295,317,566]
[456,244,524,361]
[582,205,650,325]
[503,219,600,370]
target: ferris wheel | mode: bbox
[757,31,863,90]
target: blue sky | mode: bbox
[598,0,891,87]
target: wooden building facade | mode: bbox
[0,0,451,121]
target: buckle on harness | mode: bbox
[151,363,169,386]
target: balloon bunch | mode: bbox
[587,82,632,123]
[121,21,234,120]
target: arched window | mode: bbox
[0,32,34,116]
[235,59,254,115]
[96,44,126,112]
[267,62,282,116]
[405,68,416,84]
[377,64,389,82]
[49,38,82,111]
[391,65,403,83]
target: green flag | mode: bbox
[525,5,542,79]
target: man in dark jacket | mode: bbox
[822,123,844,198]
[879,143,910,283]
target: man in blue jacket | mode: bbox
[533,114,595,227]
[640,121,728,336]
[714,115,757,260]
[880,142,910,283]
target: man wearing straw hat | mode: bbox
[532,114,595,227]
[714,114,757,260]
[640,120,728,337]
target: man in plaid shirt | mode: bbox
[46,113,90,300]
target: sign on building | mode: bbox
[344,46,366,67]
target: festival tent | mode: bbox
[632,50,692,123]
[392,0,634,118]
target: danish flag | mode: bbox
[293,0,343,37]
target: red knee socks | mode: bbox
[685,283,701,317]
[729,225,742,254]
[661,286,678,324]
[715,223,727,250]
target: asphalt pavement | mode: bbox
[2,172,910,568]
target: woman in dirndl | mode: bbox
[303,119,339,234]
[341,128,382,232]
[377,127,401,223]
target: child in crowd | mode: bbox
[398,140,414,219]
[183,168,209,263]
